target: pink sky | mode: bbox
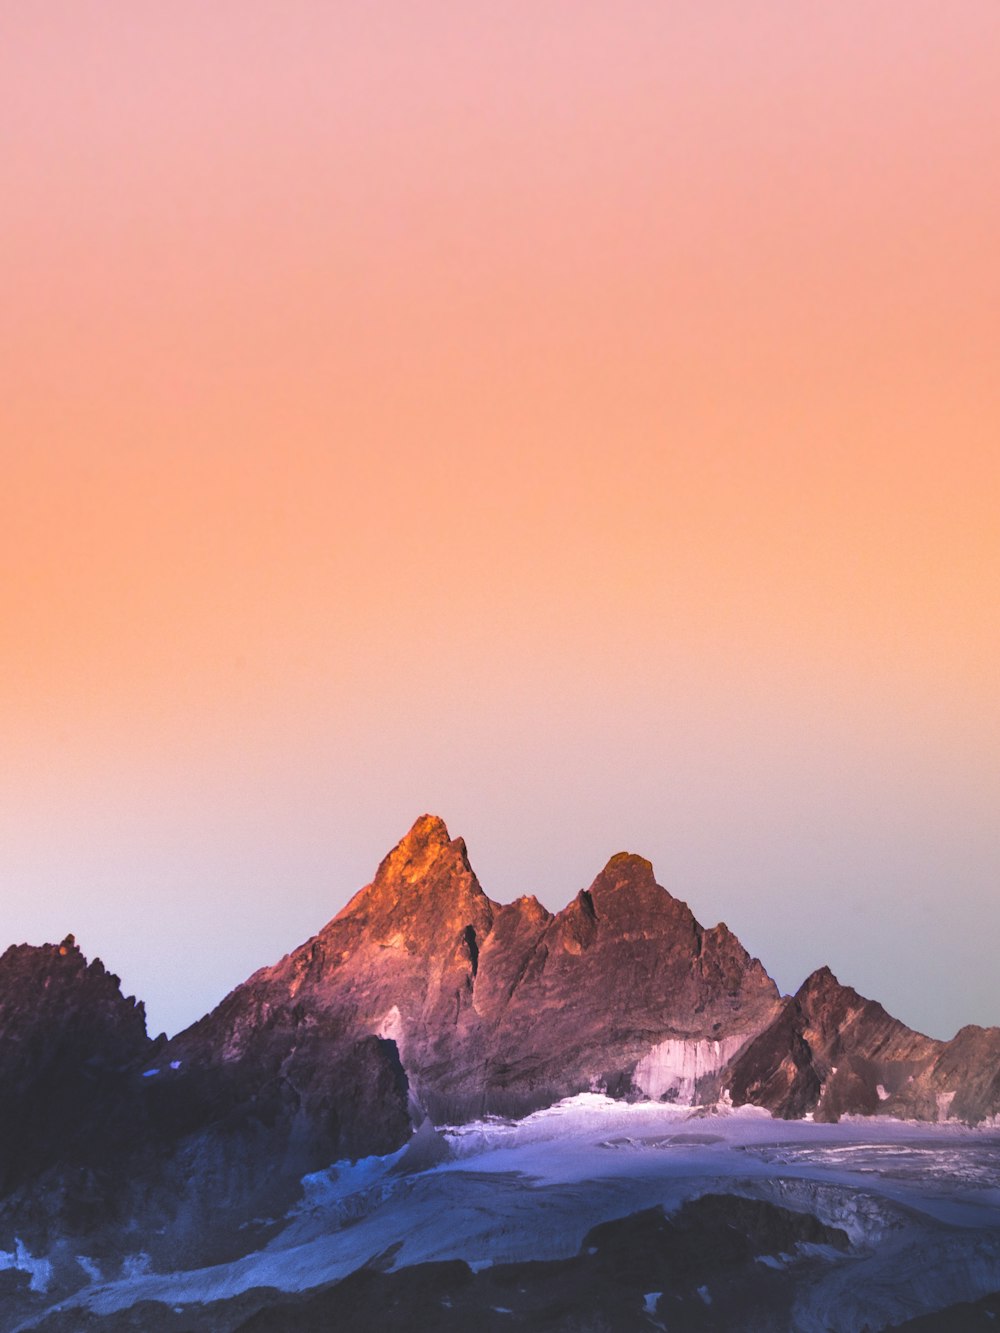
[2,3,999,1038]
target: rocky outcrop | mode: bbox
[724,966,1000,1124]
[165,816,781,1122]
[0,935,411,1265]
[0,937,152,1194]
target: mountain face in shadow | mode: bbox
[0,937,151,1196]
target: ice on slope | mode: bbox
[0,1240,52,1294]
[633,1035,748,1102]
[21,1095,1000,1333]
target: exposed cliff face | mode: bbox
[932,1025,1000,1124]
[168,816,782,1122]
[0,938,152,1194]
[723,966,1000,1124]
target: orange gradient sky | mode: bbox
[3,3,999,1039]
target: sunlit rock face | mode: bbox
[168,817,782,1122]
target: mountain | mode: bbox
[166,814,782,1122]
[0,935,411,1282]
[0,937,152,1196]
[4,813,999,1232]
[2,815,1000,1331]
[725,964,1000,1124]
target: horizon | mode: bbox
[4,4,999,1045]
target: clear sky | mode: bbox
[3,3,998,1041]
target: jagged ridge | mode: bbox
[168,814,782,1122]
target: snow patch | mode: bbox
[121,1253,152,1279]
[0,1239,53,1293]
[756,1253,787,1270]
[937,1090,957,1122]
[377,1004,404,1044]
[643,1291,661,1313]
[77,1255,102,1283]
[293,1145,408,1223]
[633,1035,748,1104]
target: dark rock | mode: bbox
[0,939,152,1194]
[887,1290,1000,1331]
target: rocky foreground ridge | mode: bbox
[1,814,998,1262]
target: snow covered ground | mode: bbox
[12,1095,1000,1332]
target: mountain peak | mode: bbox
[331,814,492,942]
[373,814,469,887]
[406,812,452,844]
[595,851,656,888]
[797,965,843,998]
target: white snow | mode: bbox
[937,1090,957,1121]
[643,1291,661,1313]
[0,1239,53,1293]
[377,1005,404,1045]
[633,1035,748,1103]
[17,1094,1000,1333]
[121,1253,152,1280]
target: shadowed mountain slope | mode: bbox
[0,938,152,1194]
